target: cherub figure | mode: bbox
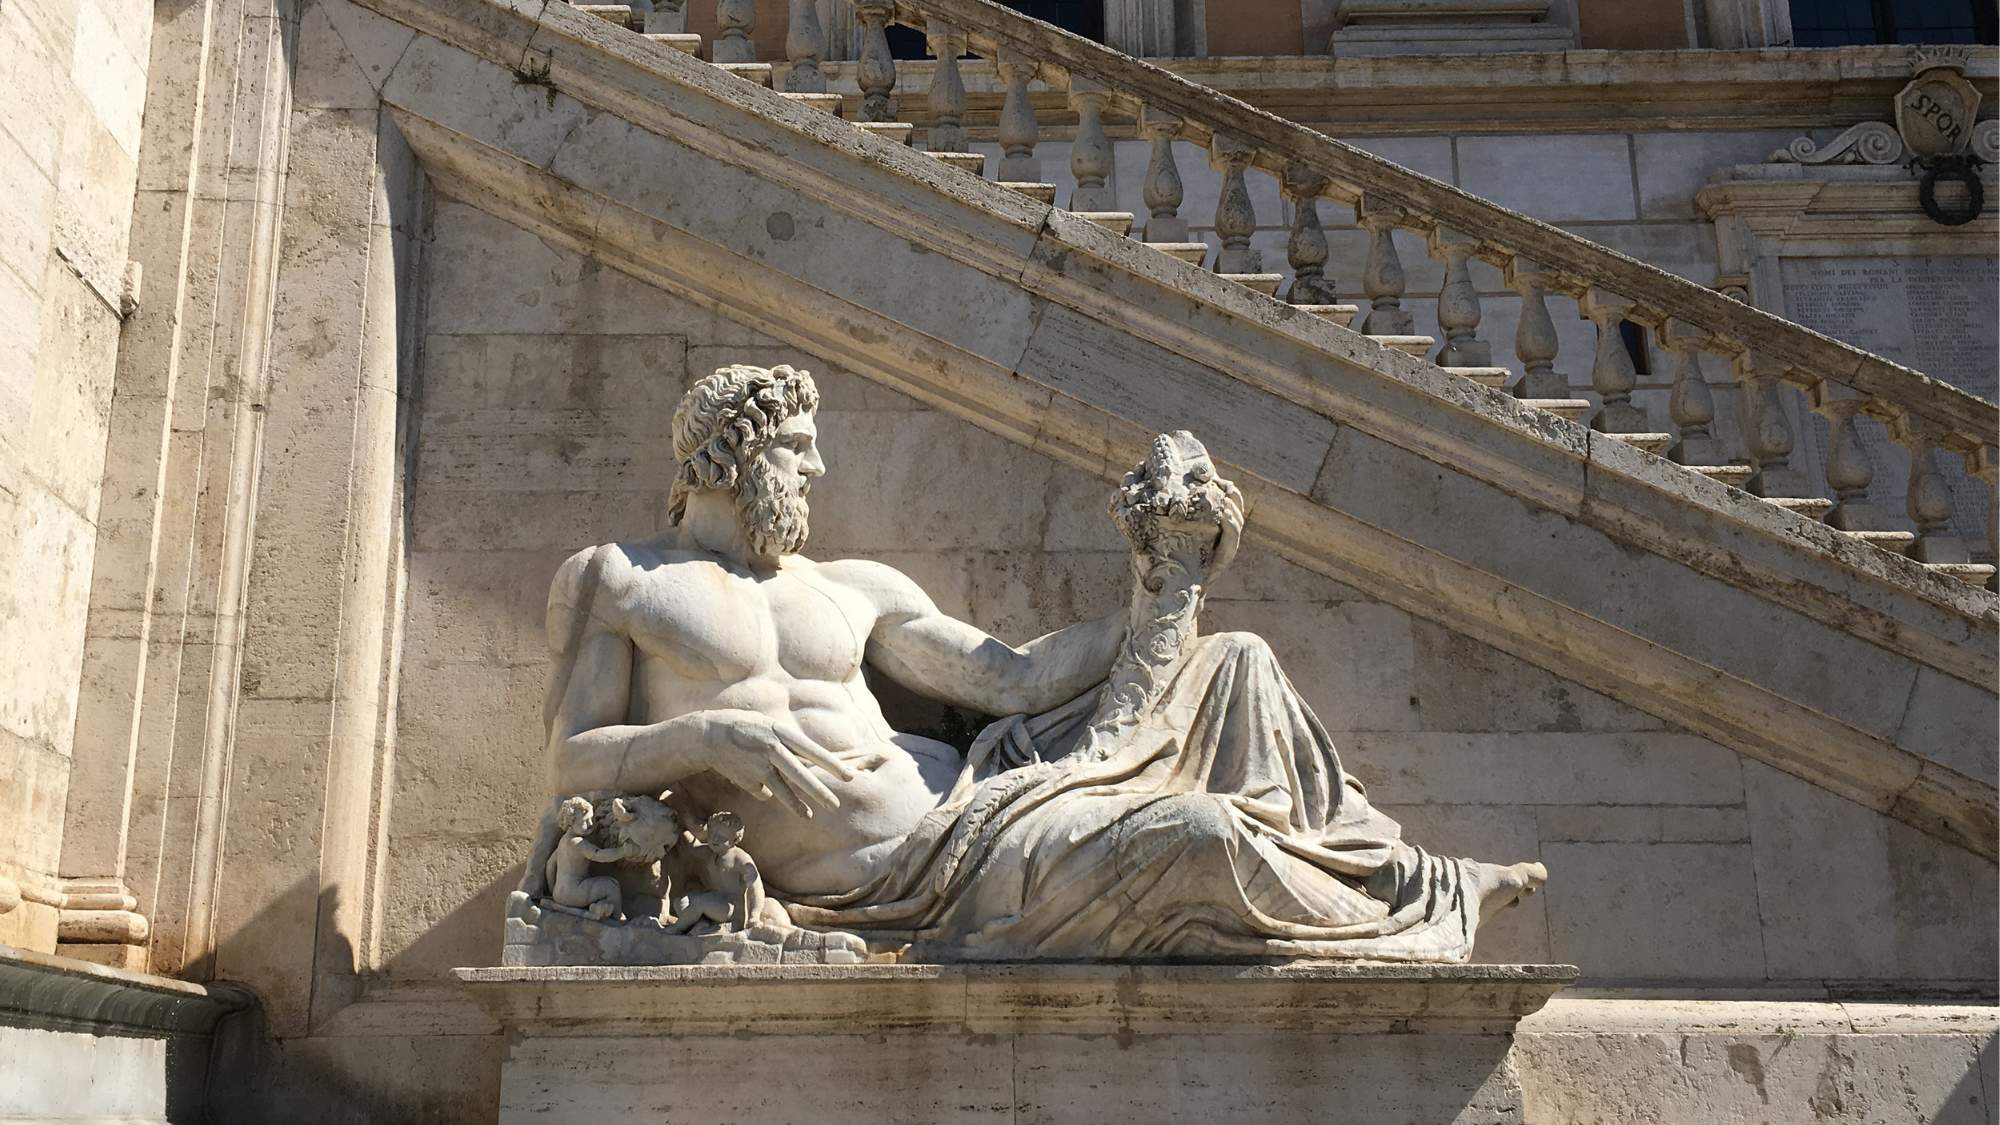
[543,796,635,921]
[664,812,767,935]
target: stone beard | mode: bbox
[736,453,810,558]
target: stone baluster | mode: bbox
[1504,257,1564,399]
[1662,320,1724,466]
[1356,197,1412,336]
[995,51,1040,183]
[1281,162,1335,305]
[1428,227,1488,367]
[1733,351,1808,498]
[644,0,687,34]
[1139,108,1186,242]
[784,0,828,92]
[853,2,897,122]
[1808,385,1884,531]
[1068,79,1116,211]
[1973,446,1999,588]
[926,20,969,152]
[1891,419,1971,564]
[714,0,757,63]
[1211,136,1259,274]
[1580,290,1646,433]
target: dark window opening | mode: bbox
[1619,320,1652,377]
[1789,0,1997,46]
[889,0,1103,58]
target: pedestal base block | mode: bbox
[455,962,1576,1124]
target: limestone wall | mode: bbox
[379,196,1996,990]
[0,0,151,951]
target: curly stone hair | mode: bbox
[668,363,821,526]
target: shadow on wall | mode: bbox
[200,878,503,1124]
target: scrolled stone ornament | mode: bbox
[1768,121,1905,166]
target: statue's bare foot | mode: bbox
[1471,860,1548,923]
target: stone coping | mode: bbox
[0,943,251,1039]
[452,961,1579,1034]
[820,46,2000,135]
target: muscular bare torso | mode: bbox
[584,541,963,894]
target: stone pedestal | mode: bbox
[454,962,1576,1124]
[1329,0,1574,56]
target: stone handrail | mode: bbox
[748,0,1997,580]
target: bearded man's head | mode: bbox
[669,364,822,557]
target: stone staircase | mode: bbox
[573,0,1996,587]
[334,0,1995,861]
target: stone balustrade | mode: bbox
[612,0,2000,588]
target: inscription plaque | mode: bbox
[1780,255,1996,544]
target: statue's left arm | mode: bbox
[831,560,1125,716]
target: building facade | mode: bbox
[0,0,1994,1119]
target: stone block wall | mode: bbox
[0,0,152,952]
[376,196,1996,990]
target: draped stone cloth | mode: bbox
[782,630,1482,961]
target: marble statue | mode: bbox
[514,362,1546,963]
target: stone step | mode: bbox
[1925,562,1998,585]
[1842,529,1919,550]
[1445,366,1511,389]
[1765,495,1835,519]
[1293,303,1362,328]
[576,3,637,27]
[1518,398,1594,422]
[780,92,842,117]
[1221,272,1284,297]
[926,151,988,175]
[1074,211,1134,236]
[854,122,913,145]
[715,62,772,87]
[646,32,703,54]
[1370,334,1435,357]
[1685,463,1755,489]
[1606,431,1674,456]
[1147,242,1209,265]
[1002,182,1057,204]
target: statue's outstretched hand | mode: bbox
[700,711,853,819]
[1208,479,1245,585]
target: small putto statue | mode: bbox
[543,796,636,921]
